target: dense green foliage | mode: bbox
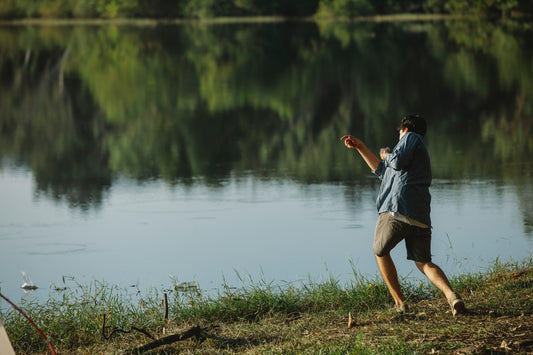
[0,0,531,19]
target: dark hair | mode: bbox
[398,114,427,137]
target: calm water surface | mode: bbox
[1,166,531,302]
[0,19,532,302]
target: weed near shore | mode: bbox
[1,257,532,354]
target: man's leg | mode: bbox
[415,261,466,315]
[415,261,454,299]
[376,253,404,307]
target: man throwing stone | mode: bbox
[341,114,465,316]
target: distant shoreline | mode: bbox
[0,13,498,27]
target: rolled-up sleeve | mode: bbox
[373,161,386,180]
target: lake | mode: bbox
[0,18,532,303]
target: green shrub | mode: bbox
[0,0,18,19]
[38,0,71,18]
[180,0,241,18]
[315,0,375,18]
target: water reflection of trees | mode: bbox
[0,33,111,209]
[0,20,531,209]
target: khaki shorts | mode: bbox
[373,212,432,262]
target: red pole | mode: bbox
[0,293,57,355]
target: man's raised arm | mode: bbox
[341,135,381,172]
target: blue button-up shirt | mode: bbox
[373,132,432,227]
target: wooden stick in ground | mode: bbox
[163,293,168,320]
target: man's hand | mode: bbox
[380,147,391,160]
[341,135,364,150]
[340,134,381,171]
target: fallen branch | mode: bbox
[124,326,202,354]
[102,314,155,341]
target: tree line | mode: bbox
[0,0,532,19]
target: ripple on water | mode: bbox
[27,243,88,255]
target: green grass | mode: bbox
[1,256,532,354]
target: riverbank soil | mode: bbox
[79,264,532,354]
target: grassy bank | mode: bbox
[1,257,532,354]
